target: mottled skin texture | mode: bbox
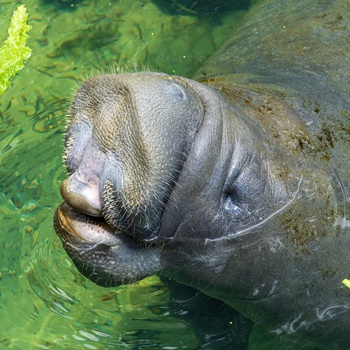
[54,0,350,348]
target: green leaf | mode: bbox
[0,5,32,95]
[342,279,350,289]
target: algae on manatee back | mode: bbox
[0,4,32,95]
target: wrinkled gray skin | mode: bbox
[54,0,350,348]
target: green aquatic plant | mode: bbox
[0,5,32,95]
[342,279,350,289]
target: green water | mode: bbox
[0,0,248,349]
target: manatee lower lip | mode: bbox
[55,202,120,246]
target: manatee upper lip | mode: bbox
[55,202,121,246]
[60,174,102,217]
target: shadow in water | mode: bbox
[163,278,253,349]
[151,0,250,17]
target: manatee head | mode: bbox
[54,71,295,288]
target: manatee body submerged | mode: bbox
[54,0,350,348]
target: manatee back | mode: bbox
[196,0,350,105]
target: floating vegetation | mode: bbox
[0,5,32,95]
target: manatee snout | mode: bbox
[57,72,206,242]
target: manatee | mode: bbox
[54,0,350,348]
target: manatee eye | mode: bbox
[224,187,244,215]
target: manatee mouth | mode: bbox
[54,202,162,287]
[57,171,164,245]
[59,170,165,242]
[54,202,123,247]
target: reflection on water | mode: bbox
[0,0,250,348]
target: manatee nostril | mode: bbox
[60,174,102,217]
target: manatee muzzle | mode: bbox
[56,73,208,246]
